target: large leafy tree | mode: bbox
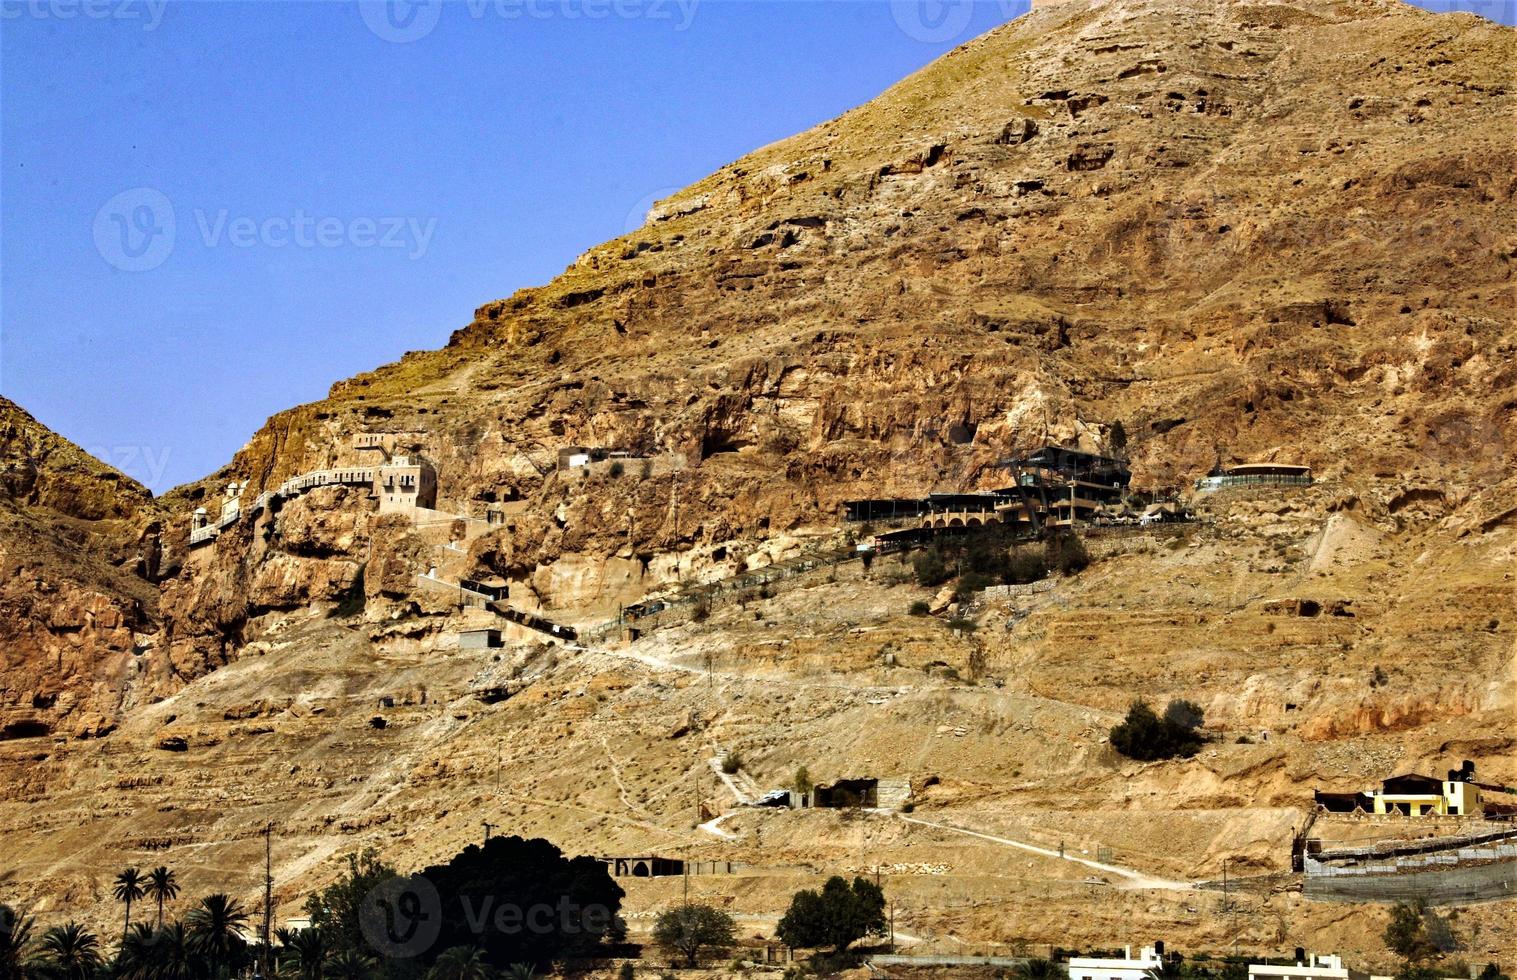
[113,869,146,945]
[652,903,735,967]
[35,923,103,980]
[186,894,248,979]
[775,876,886,955]
[146,868,180,931]
[418,835,624,970]
[304,850,400,961]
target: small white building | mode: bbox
[1249,954,1367,980]
[1067,944,1165,980]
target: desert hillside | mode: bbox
[1,0,1514,963]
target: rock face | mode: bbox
[0,398,163,739]
[1,0,1515,956]
[157,0,1513,640]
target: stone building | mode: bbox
[377,456,437,514]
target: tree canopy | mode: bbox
[652,903,735,968]
[417,835,623,970]
[775,876,885,955]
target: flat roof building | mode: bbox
[1196,462,1312,493]
[1067,944,1165,980]
[1249,953,1367,980]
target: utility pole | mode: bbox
[482,821,495,845]
[260,823,273,980]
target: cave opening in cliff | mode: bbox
[1,719,51,740]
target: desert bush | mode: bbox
[1110,699,1205,761]
[908,600,930,616]
[720,751,743,774]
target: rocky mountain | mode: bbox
[0,398,165,740]
[1,0,1514,960]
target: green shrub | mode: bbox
[1004,548,1048,584]
[954,571,996,602]
[608,460,625,478]
[720,751,743,774]
[1045,532,1090,574]
[908,600,930,616]
[912,548,950,587]
[1110,699,1205,761]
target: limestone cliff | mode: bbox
[1,0,1515,958]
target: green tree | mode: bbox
[115,923,164,980]
[35,923,102,980]
[186,894,248,979]
[123,922,200,980]
[775,876,886,955]
[426,946,494,980]
[792,766,813,796]
[304,850,400,961]
[418,835,623,969]
[277,927,326,980]
[1163,699,1206,733]
[1476,965,1510,980]
[1,904,36,980]
[1110,699,1205,762]
[113,869,147,945]
[1384,901,1440,969]
[912,548,950,588]
[501,966,536,980]
[146,868,180,931]
[652,904,736,968]
[1108,421,1128,454]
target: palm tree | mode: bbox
[323,950,375,980]
[113,868,147,944]
[185,894,247,979]
[149,922,200,980]
[426,946,494,980]
[35,923,102,980]
[276,927,325,980]
[146,867,180,930]
[501,965,535,980]
[1014,958,1064,980]
[1,903,36,980]
[115,923,161,980]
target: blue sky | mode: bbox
[2,0,1511,492]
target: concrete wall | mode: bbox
[1305,856,1517,904]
